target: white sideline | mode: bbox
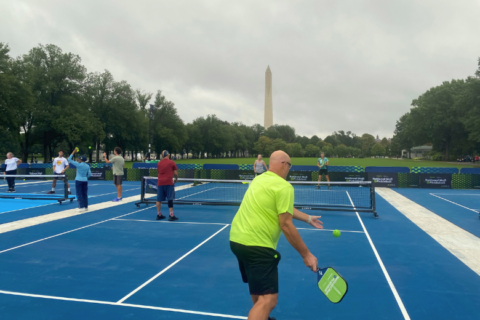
[0,188,140,216]
[346,192,411,320]
[0,289,246,319]
[377,188,480,276]
[0,207,153,254]
[117,224,230,303]
[0,193,140,235]
[429,193,479,213]
[113,218,228,226]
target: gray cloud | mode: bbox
[2,0,480,139]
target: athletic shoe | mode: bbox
[268,317,276,320]
[168,215,179,221]
[156,214,166,220]
[112,197,122,202]
[47,191,55,194]
[77,208,86,212]
[316,185,320,189]
[328,186,332,190]
[10,189,15,192]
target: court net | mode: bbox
[136,177,377,216]
[0,174,74,203]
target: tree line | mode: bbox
[0,43,392,162]
[391,59,480,160]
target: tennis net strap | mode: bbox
[141,177,376,213]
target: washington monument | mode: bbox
[264,66,273,129]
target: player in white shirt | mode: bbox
[47,150,71,194]
[3,152,21,192]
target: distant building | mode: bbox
[402,145,433,158]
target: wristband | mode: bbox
[308,215,311,224]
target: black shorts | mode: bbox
[230,241,281,295]
[319,168,328,175]
[53,172,66,181]
[113,174,123,185]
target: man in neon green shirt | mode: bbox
[316,152,331,189]
[230,150,324,320]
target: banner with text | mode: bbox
[368,173,398,188]
[90,168,106,180]
[419,174,451,189]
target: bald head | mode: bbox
[268,150,291,179]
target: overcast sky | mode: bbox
[2,0,480,139]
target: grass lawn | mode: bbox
[151,157,479,169]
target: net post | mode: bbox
[63,175,68,203]
[371,183,378,218]
[140,176,145,202]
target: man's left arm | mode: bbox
[63,160,69,173]
[293,208,323,229]
[173,163,178,183]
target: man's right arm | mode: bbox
[279,212,317,272]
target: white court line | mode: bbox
[430,194,480,196]
[0,206,151,254]
[0,289,246,319]
[117,224,230,303]
[430,193,479,213]
[346,192,411,320]
[0,188,139,216]
[113,218,229,226]
[296,227,364,233]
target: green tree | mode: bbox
[295,135,310,148]
[286,143,304,157]
[323,145,334,157]
[360,133,376,157]
[254,136,272,156]
[266,138,288,156]
[304,144,320,157]
[324,135,340,147]
[11,44,87,161]
[347,147,361,157]
[410,80,468,159]
[371,144,386,157]
[334,144,349,157]
[310,135,321,145]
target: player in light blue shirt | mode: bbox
[316,152,331,189]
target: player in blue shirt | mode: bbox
[316,152,331,189]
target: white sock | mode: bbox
[52,188,55,191]
[68,188,70,191]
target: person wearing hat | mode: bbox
[156,150,179,221]
[68,149,92,212]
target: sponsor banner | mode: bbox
[368,173,398,188]
[90,168,105,180]
[288,171,312,181]
[419,174,451,189]
[330,172,368,182]
[473,174,480,189]
[18,168,47,179]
